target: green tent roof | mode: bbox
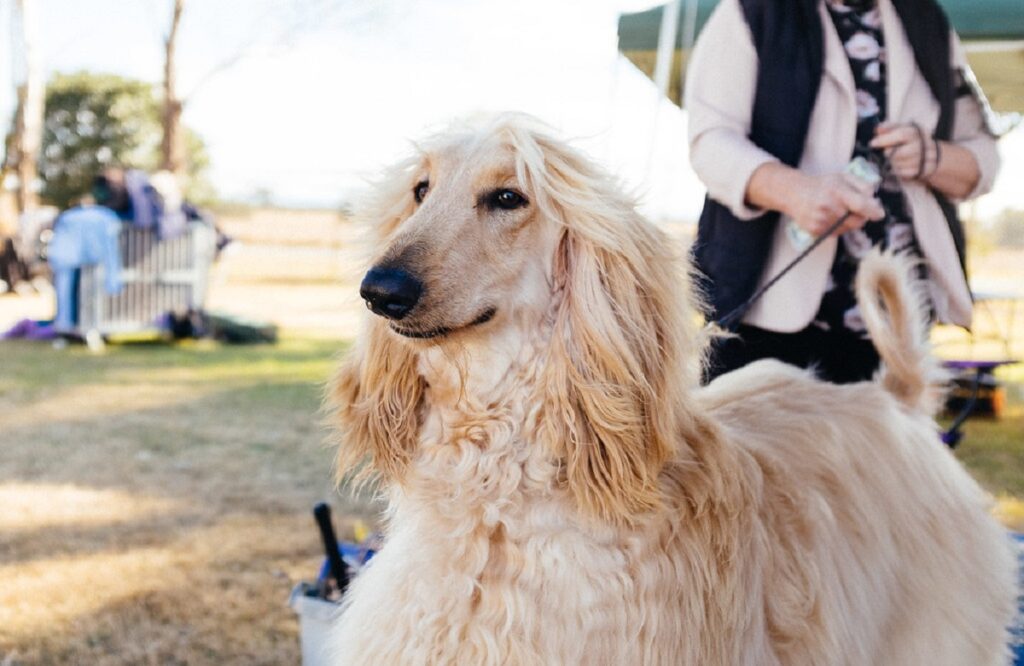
[618,1,1024,112]
[618,0,1024,48]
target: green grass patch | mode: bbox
[944,405,1024,498]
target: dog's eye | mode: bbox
[489,189,528,211]
[413,181,429,204]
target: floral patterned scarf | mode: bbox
[814,0,927,335]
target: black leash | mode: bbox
[705,147,973,448]
[713,144,892,331]
[714,211,853,330]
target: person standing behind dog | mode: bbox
[687,0,1000,384]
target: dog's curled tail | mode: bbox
[856,249,946,414]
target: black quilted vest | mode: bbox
[693,0,963,327]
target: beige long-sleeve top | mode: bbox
[686,0,999,331]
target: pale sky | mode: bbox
[1,0,1019,222]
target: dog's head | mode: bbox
[355,118,562,343]
[331,114,708,524]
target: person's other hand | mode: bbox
[784,172,884,238]
[870,122,936,180]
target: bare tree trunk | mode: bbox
[13,0,44,212]
[161,0,186,178]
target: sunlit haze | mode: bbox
[1,0,1019,221]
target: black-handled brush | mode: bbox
[313,502,349,596]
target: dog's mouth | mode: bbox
[389,307,497,340]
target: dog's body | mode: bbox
[328,116,1017,665]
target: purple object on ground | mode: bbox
[943,359,1018,371]
[2,318,56,340]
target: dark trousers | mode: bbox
[705,323,881,385]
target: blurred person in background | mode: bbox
[687,0,1000,384]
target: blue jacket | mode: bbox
[48,205,123,330]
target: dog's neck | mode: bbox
[415,308,552,411]
[397,313,558,515]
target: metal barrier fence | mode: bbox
[77,222,215,336]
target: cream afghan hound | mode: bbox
[326,115,1017,665]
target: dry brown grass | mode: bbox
[0,338,375,665]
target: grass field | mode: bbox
[0,335,1021,664]
[0,337,376,665]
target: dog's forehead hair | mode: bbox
[423,135,522,193]
[387,132,539,266]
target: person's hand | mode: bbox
[783,172,884,238]
[869,122,937,181]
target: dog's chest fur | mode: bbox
[329,334,756,664]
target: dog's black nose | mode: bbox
[359,267,423,320]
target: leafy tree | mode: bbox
[37,72,211,209]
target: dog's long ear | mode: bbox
[328,318,424,485]
[527,133,707,526]
[327,154,426,487]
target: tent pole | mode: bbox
[679,0,698,98]
[653,0,682,99]
[647,0,683,183]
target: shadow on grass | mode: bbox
[0,338,351,397]
[0,366,375,663]
[2,513,327,666]
[1,510,209,566]
[0,378,374,513]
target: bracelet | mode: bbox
[931,138,942,177]
[911,123,927,180]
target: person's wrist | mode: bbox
[747,161,793,216]
[930,139,943,178]
[910,123,928,180]
[920,138,941,186]
[778,170,811,220]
